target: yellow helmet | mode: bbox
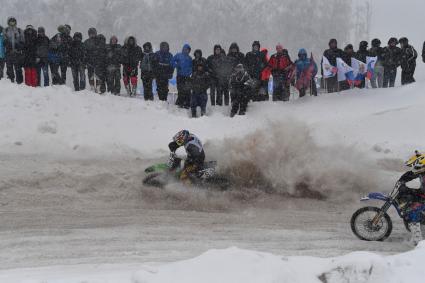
[405,151,425,173]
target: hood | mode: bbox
[213,44,222,53]
[298,48,307,56]
[194,49,202,58]
[125,36,137,46]
[229,42,240,53]
[182,43,191,53]
[143,41,153,52]
[160,41,169,52]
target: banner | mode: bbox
[322,56,337,78]
[336,57,353,82]
[366,56,377,80]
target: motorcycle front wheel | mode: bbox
[350,206,393,241]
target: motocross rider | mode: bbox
[168,130,205,181]
[398,151,425,245]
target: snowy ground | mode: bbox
[0,80,425,282]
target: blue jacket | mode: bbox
[295,57,317,79]
[0,33,5,59]
[155,50,174,79]
[172,44,192,77]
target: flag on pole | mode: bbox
[336,57,352,82]
[366,56,377,80]
[322,56,337,78]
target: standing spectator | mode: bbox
[23,25,38,87]
[215,52,236,106]
[227,42,245,66]
[121,36,141,97]
[0,25,5,80]
[340,44,354,91]
[192,49,208,73]
[245,41,267,101]
[382,37,401,88]
[140,42,155,100]
[268,44,293,101]
[4,17,24,84]
[84,27,98,91]
[229,64,251,117]
[190,63,210,117]
[172,44,193,108]
[322,39,343,93]
[60,25,72,85]
[294,48,318,97]
[35,27,49,86]
[48,26,66,85]
[368,38,385,88]
[354,41,369,88]
[93,34,107,94]
[69,32,86,91]
[153,41,173,101]
[106,36,122,95]
[399,37,417,85]
[207,45,223,106]
[259,48,271,101]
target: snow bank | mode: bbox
[0,80,423,159]
[2,245,425,283]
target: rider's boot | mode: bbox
[408,222,423,246]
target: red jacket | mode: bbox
[268,52,293,76]
[261,48,271,81]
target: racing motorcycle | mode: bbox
[143,153,230,191]
[351,181,425,241]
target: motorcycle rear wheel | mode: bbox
[351,206,393,241]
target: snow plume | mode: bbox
[209,120,382,201]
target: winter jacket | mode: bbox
[400,44,418,72]
[341,51,354,66]
[172,44,193,77]
[368,46,385,62]
[0,32,5,59]
[154,46,173,79]
[192,49,208,73]
[60,33,72,65]
[268,51,293,76]
[229,71,251,91]
[228,43,245,66]
[36,34,49,63]
[106,43,122,69]
[260,48,271,81]
[207,46,223,79]
[214,54,236,85]
[140,51,156,77]
[23,27,38,67]
[382,46,401,68]
[295,57,318,79]
[83,37,98,68]
[69,39,86,67]
[121,36,142,70]
[322,47,344,67]
[93,35,107,77]
[245,50,267,80]
[48,33,71,65]
[4,26,24,55]
[191,70,210,94]
[355,47,369,63]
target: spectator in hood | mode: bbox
[93,34,107,94]
[268,44,293,101]
[322,38,343,93]
[382,37,401,88]
[368,38,385,88]
[207,44,223,106]
[192,49,208,73]
[69,32,86,91]
[84,27,98,91]
[214,51,236,106]
[106,36,122,95]
[153,41,173,101]
[121,36,141,96]
[259,48,271,101]
[23,25,38,87]
[171,43,193,108]
[294,48,318,97]
[140,42,156,100]
[35,27,49,86]
[340,44,355,91]
[228,42,245,66]
[190,63,210,117]
[0,25,6,80]
[4,17,24,84]
[245,41,268,101]
[399,37,417,85]
[229,64,251,117]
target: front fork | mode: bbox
[372,201,392,225]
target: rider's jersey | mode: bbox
[168,134,205,166]
[399,171,425,192]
